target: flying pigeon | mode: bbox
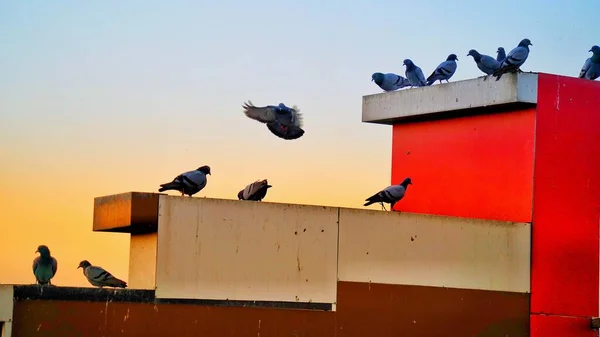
[371,72,412,92]
[496,47,506,64]
[33,245,58,286]
[402,59,427,87]
[238,179,272,201]
[578,45,600,80]
[242,101,304,140]
[492,39,533,81]
[158,165,211,197]
[467,49,501,79]
[77,260,127,288]
[426,54,459,85]
[363,177,412,211]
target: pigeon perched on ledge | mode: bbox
[426,54,459,85]
[238,179,272,201]
[33,245,58,286]
[364,177,412,211]
[467,49,501,79]
[493,38,532,81]
[77,260,127,288]
[578,45,600,80]
[242,100,305,140]
[402,59,427,87]
[496,47,506,64]
[371,72,412,92]
[158,165,211,197]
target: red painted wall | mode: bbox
[531,315,598,337]
[531,74,600,323]
[391,109,535,222]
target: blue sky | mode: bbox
[0,0,598,284]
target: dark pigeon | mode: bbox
[77,260,127,288]
[158,165,211,197]
[238,179,272,201]
[364,177,412,212]
[242,101,304,140]
[33,245,58,286]
[426,54,459,85]
[578,45,600,80]
[493,39,533,81]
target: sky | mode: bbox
[0,0,597,287]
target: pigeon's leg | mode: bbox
[483,75,488,81]
[180,190,185,197]
[445,79,450,83]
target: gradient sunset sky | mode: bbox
[0,0,597,286]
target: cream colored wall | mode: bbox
[337,209,531,293]
[0,285,13,337]
[127,196,532,305]
[154,196,339,303]
[128,233,157,289]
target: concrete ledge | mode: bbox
[362,72,538,125]
[93,192,160,233]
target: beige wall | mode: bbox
[154,196,339,303]
[128,233,158,290]
[338,209,531,293]
[125,196,531,303]
[0,285,13,337]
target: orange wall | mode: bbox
[391,109,535,223]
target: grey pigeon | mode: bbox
[242,101,304,140]
[371,72,412,92]
[426,54,459,85]
[158,165,211,197]
[496,47,506,64]
[467,49,501,79]
[77,260,127,288]
[363,177,412,211]
[33,245,58,285]
[402,59,427,87]
[578,45,600,80]
[238,179,272,201]
[492,39,533,81]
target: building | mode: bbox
[1,73,599,337]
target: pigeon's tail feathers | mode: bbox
[105,277,128,288]
[363,199,377,207]
[158,182,181,192]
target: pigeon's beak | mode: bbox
[589,49,593,52]
[35,249,38,253]
[266,185,273,188]
[371,78,373,81]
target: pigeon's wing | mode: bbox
[383,184,406,200]
[51,257,58,276]
[480,55,501,72]
[579,57,592,78]
[266,122,305,140]
[290,108,303,128]
[415,67,427,85]
[242,180,265,200]
[32,256,40,274]
[428,61,456,81]
[85,265,116,283]
[503,46,528,67]
[242,101,277,124]
[181,170,207,189]
[385,73,411,90]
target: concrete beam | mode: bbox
[362,72,539,125]
[93,192,160,233]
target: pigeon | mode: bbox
[402,59,427,87]
[363,177,412,212]
[371,72,412,92]
[33,245,58,285]
[242,101,304,140]
[426,54,459,85]
[467,49,501,79]
[496,47,506,64]
[492,39,533,81]
[578,45,600,80]
[158,165,211,197]
[77,260,127,288]
[238,179,272,201]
